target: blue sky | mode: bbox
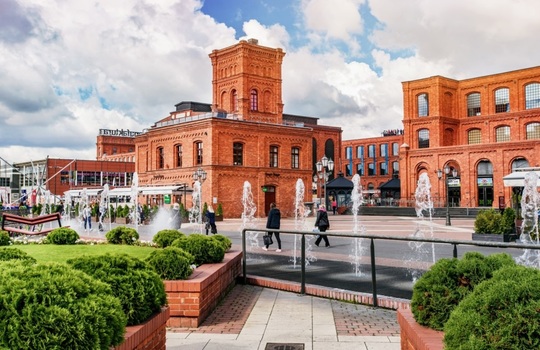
[1,0,540,163]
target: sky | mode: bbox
[1,0,540,164]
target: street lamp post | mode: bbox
[192,167,207,226]
[437,166,458,226]
[316,155,334,208]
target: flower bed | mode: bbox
[164,250,242,327]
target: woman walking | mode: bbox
[314,205,331,247]
[264,202,282,252]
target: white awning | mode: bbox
[108,188,133,197]
[138,185,188,195]
[64,188,103,197]
[503,170,540,187]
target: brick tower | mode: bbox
[209,38,285,124]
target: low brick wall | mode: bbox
[164,250,242,327]
[114,306,170,350]
[397,308,443,350]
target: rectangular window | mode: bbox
[269,146,278,167]
[392,161,399,176]
[418,129,430,148]
[233,143,243,165]
[291,147,299,169]
[418,93,429,117]
[467,93,481,116]
[356,146,364,159]
[345,164,352,176]
[495,88,510,113]
[157,147,164,169]
[379,162,388,176]
[525,83,540,109]
[392,143,399,156]
[368,145,375,158]
[368,163,375,176]
[380,144,387,157]
[495,126,510,142]
[468,129,481,144]
[356,163,364,176]
[175,144,183,167]
[195,142,203,165]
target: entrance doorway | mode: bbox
[478,186,493,207]
[264,186,276,216]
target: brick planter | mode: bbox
[114,306,170,350]
[397,308,443,350]
[164,250,242,327]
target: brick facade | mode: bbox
[400,66,540,209]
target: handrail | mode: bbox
[241,228,540,307]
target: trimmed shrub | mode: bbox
[411,252,515,330]
[212,234,232,251]
[0,231,11,246]
[45,227,80,245]
[474,209,503,234]
[171,234,225,265]
[444,265,540,349]
[0,260,126,349]
[153,229,185,248]
[0,247,37,264]
[67,253,166,325]
[145,247,194,280]
[105,226,139,245]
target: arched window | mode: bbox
[250,89,258,111]
[468,129,481,144]
[526,122,540,139]
[467,92,481,116]
[231,90,238,111]
[512,158,529,170]
[291,147,300,169]
[157,147,164,169]
[418,129,429,148]
[194,141,203,165]
[477,161,493,176]
[175,144,182,167]
[495,126,510,142]
[233,142,243,165]
[417,93,429,117]
[494,88,510,113]
[525,83,540,109]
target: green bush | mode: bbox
[45,227,80,245]
[153,229,185,248]
[145,247,194,280]
[411,252,515,330]
[212,234,232,251]
[0,231,11,246]
[216,203,223,216]
[67,253,166,326]
[0,260,126,349]
[105,226,139,245]
[474,208,516,234]
[0,247,37,264]
[171,234,225,265]
[444,265,540,349]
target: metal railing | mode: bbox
[241,228,540,307]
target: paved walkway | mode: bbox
[167,284,401,350]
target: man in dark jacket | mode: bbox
[314,205,331,247]
[264,202,282,252]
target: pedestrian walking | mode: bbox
[332,198,337,215]
[264,202,282,252]
[205,205,218,234]
[314,205,331,247]
[82,205,92,231]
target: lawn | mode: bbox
[2,244,157,263]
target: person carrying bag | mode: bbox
[263,202,282,252]
[314,205,331,247]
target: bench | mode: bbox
[1,212,67,236]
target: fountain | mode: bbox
[349,174,367,276]
[241,181,259,251]
[516,171,540,268]
[189,180,203,234]
[129,173,139,233]
[98,184,110,232]
[406,172,437,282]
[292,179,315,267]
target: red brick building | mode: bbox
[400,66,540,209]
[103,39,343,218]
